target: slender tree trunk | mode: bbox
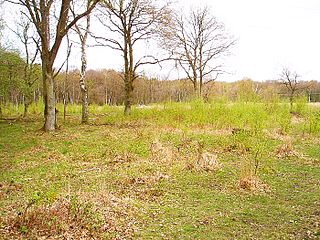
[23,102,29,118]
[81,86,89,123]
[23,94,32,118]
[105,88,108,105]
[80,44,89,124]
[63,97,67,121]
[199,47,203,97]
[290,91,294,112]
[63,74,67,121]
[193,79,201,98]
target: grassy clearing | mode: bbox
[0,100,320,239]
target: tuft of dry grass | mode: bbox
[196,152,221,171]
[275,141,299,158]
[264,128,292,142]
[1,193,139,240]
[238,176,271,193]
[116,171,170,201]
[150,140,175,163]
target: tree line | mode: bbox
[2,62,319,107]
[0,0,319,131]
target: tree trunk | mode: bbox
[63,97,67,121]
[80,44,89,124]
[289,92,294,112]
[193,80,201,98]
[81,87,89,123]
[23,102,29,118]
[124,81,133,115]
[193,81,197,93]
[123,34,132,115]
[199,78,203,98]
[105,88,108,105]
[43,68,56,131]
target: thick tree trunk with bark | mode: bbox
[43,68,56,131]
[124,80,133,115]
[13,0,99,131]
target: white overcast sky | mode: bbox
[3,0,320,82]
[197,0,320,81]
[83,0,320,82]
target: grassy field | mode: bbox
[0,100,320,239]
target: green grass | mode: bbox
[0,101,320,239]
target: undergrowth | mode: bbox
[0,100,319,239]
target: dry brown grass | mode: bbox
[196,152,221,171]
[0,181,23,200]
[150,140,175,163]
[275,141,299,158]
[116,171,170,201]
[264,128,292,142]
[238,175,270,193]
[1,193,139,240]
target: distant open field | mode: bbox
[0,101,320,239]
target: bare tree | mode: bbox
[280,67,302,111]
[96,0,171,115]
[62,34,72,121]
[162,6,235,97]
[72,1,91,123]
[10,13,41,117]
[7,0,99,131]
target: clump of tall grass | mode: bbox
[1,103,24,116]
[305,108,320,134]
[28,100,44,115]
[118,99,293,133]
[294,96,308,116]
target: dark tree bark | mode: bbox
[9,0,99,131]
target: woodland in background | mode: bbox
[0,0,319,122]
[1,57,320,112]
